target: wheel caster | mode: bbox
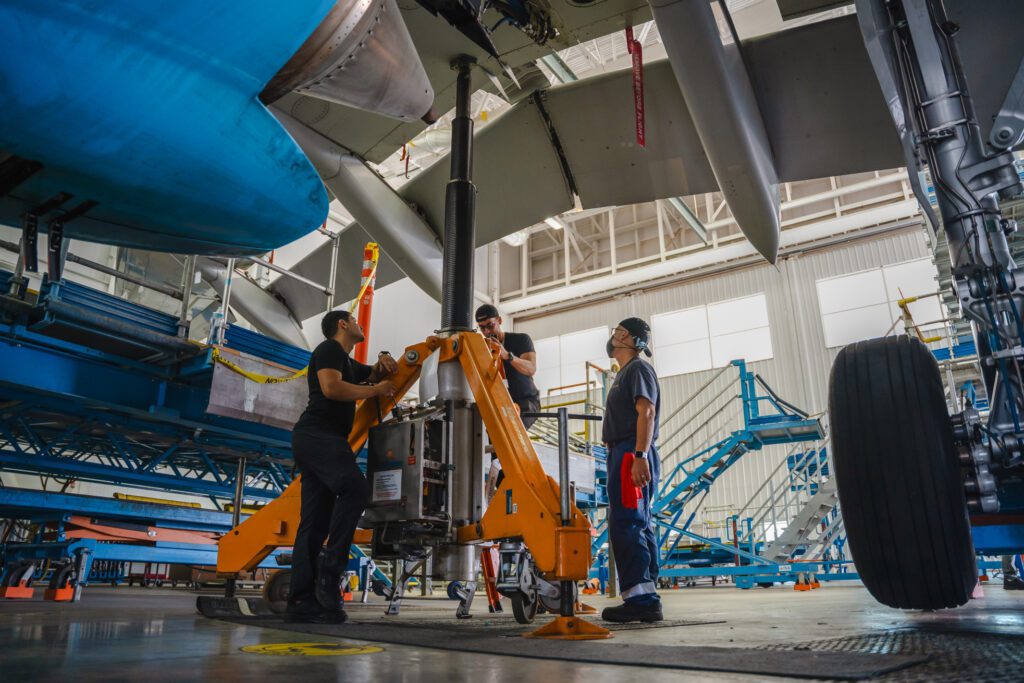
[262,569,292,615]
[510,590,539,624]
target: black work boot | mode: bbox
[315,555,345,612]
[1005,575,1024,591]
[601,599,664,623]
[284,598,347,624]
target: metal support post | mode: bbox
[46,220,64,281]
[210,257,235,346]
[327,230,340,310]
[608,543,617,597]
[556,407,574,617]
[178,255,197,337]
[224,457,246,598]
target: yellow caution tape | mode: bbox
[210,347,308,384]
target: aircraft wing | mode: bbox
[278,13,904,300]
[277,5,1024,315]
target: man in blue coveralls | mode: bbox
[601,317,663,623]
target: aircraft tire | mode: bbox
[829,335,976,609]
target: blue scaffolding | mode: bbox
[0,269,313,596]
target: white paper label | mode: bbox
[372,470,402,502]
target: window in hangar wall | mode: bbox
[816,258,943,349]
[533,326,610,397]
[651,293,773,379]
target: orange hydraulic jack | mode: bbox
[215,332,609,639]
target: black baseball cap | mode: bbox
[619,317,652,357]
[475,304,500,322]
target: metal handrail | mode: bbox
[657,365,735,430]
[659,395,740,463]
[659,382,741,453]
[742,440,831,544]
[733,442,804,521]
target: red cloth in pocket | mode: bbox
[620,451,643,509]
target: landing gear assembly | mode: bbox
[831,0,1024,609]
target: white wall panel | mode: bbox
[515,226,932,521]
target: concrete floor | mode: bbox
[2,582,1023,682]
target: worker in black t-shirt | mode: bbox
[476,305,542,501]
[474,304,541,427]
[286,310,397,624]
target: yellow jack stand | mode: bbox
[524,616,612,640]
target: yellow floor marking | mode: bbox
[241,642,383,657]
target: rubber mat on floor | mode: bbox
[219,614,927,679]
[759,629,1024,682]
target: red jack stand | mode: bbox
[480,545,504,613]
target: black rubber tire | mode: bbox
[262,569,292,615]
[510,591,538,624]
[829,335,976,609]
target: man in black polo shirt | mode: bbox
[286,309,397,624]
[475,304,541,427]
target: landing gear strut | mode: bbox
[833,0,1024,610]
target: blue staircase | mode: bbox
[590,360,824,571]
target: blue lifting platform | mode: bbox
[0,270,306,503]
[0,270,321,599]
[0,486,383,600]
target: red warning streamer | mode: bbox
[626,26,645,148]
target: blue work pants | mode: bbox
[607,439,661,602]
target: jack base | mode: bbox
[0,584,34,599]
[523,616,612,640]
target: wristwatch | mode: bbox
[633,450,647,459]
[507,351,516,362]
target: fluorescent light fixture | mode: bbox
[544,216,564,230]
[502,231,527,247]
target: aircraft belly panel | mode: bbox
[0,0,335,252]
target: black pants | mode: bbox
[288,428,369,606]
[516,395,542,430]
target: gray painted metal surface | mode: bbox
[649,0,780,262]
[274,109,444,304]
[533,441,597,495]
[515,228,931,519]
[262,0,434,122]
